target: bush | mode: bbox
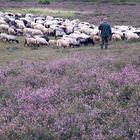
[38,0,50,4]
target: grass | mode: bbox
[1,8,75,17]
[0,36,140,65]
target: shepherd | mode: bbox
[98,17,112,49]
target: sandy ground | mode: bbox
[0,1,140,26]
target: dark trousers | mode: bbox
[101,37,109,49]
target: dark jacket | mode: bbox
[98,22,112,38]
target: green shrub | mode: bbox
[38,0,50,4]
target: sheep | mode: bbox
[8,27,17,35]
[0,10,139,49]
[56,39,69,48]
[44,21,52,28]
[78,36,95,46]
[111,33,122,41]
[64,32,94,47]
[48,39,57,48]
[0,19,7,24]
[68,32,94,46]
[24,37,37,47]
[25,13,34,18]
[24,34,49,47]
[90,33,101,43]
[31,29,43,36]
[92,35,101,43]
[23,28,33,35]
[114,25,130,31]
[47,28,56,36]
[65,25,74,35]
[0,33,19,43]
[39,35,49,42]
[46,16,54,20]
[79,26,88,34]
[66,37,80,48]
[0,12,4,17]
[90,27,100,36]
[22,19,29,27]
[34,24,46,32]
[4,18,12,25]
[80,27,95,35]
[15,13,23,19]
[0,24,9,31]
[42,28,49,34]
[69,33,81,38]
[5,12,14,17]
[73,31,81,34]
[55,28,66,39]
[30,21,37,29]
[123,32,140,40]
[133,31,140,36]
[0,33,8,41]
[16,21,25,29]
[6,35,19,43]
[16,28,23,36]
[34,36,48,46]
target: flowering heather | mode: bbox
[0,51,140,140]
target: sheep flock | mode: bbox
[0,11,140,48]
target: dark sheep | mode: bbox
[10,20,18,28]
[4,18,11,25]
[69,38,80,48]
[39,35,50,42]
[134,32,140,36]
[78,37,95,46]
[22,19,28,27]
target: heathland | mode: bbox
[0,1,140,140]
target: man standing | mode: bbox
[98,18,112,49]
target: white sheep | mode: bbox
[30,21,37,29]
[34,36,48,46]
[123,32,140,40]
[0,33,19,43]
[0,19,7,24]
[91,35,101,42]
[34,24,46,32]
[56,39,69,48]
[6,35,19,43]
[111,33,122,41]
[65,25,74,34]
[8,27,17,35]
[16,21,25,29]
[23,28,33,35]
[0,24,9,31]
[62,36,80,48]
[48,39,57,48]
[42,28,49,34]
[55,28,66,39]
[24,37,37,47]
[0,33,8,41]
[16,28,23,35]
[31,29,43,36]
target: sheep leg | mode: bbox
[15,40,19,44]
